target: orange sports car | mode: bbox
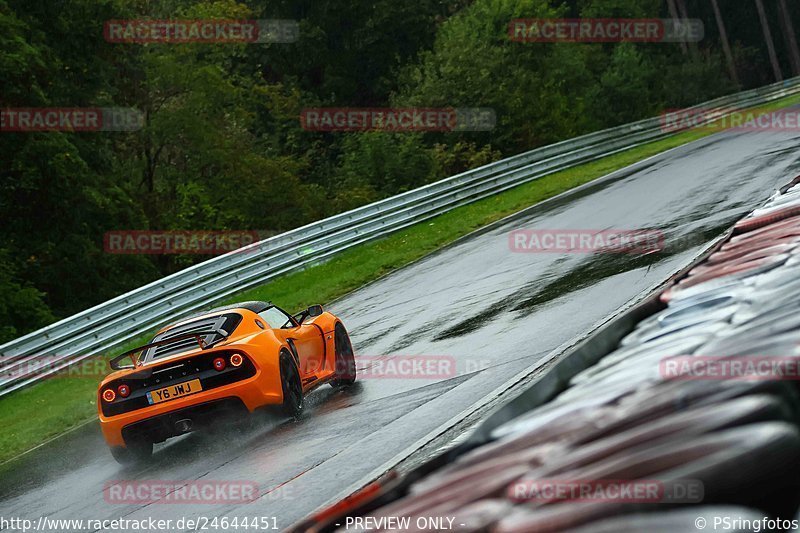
[97,301,356,464]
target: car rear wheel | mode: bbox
[110,440,153,466]
[280,354,304,419]
[330,322,357,388]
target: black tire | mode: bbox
[110,440,153,465]
[280,353,304,418]
[330,322,357,388]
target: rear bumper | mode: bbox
[121,397,248,444]
[99,372,283,448]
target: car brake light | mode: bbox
[230,353,243,367]
[102,389,116,402]
[117,384,130,398]
[213,357,226,371]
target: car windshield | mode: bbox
[258,306,295,329]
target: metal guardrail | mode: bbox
[1,77,799,396]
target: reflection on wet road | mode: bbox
[1,127,799,529]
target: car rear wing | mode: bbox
[109,330,224,370]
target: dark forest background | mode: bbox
[1,0,796,342]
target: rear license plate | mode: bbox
[146,379,202,405]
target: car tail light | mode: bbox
[117,384,130,398]
[102,389,116,402]
[213,357,226,371]
[230,353,243,367]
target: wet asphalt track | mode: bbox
[2,124,800,531]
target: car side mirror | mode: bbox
[294,304,324,325]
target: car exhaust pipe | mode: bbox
[175,419,193,434]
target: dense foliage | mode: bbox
[0,0,794,341]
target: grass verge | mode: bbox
[2,93,799,464]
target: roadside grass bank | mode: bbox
[2,93,799,464]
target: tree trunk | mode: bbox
[710,0,740,86]
[754,0,784,82]
[675,0,699,56]
[666,0,689,55]
[777,0,800,76]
